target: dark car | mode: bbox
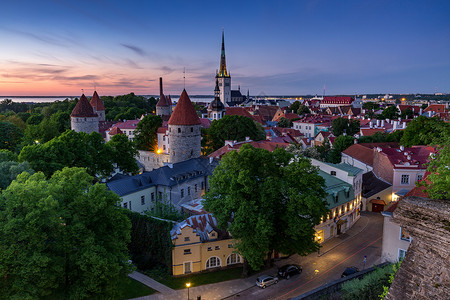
[256,275,279,288]
[277,264,302,279]
[341,267,360,278]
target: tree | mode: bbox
[297,104,310,115]
[331,118,360,137]
[26,113,44,125]
[328,135,354,163]
[362,102,379,110]
[134,115,162,151]
[206,115,266,152]
[289,101,301,113]
[277,117,291,128]
[0,120,23,151]
[0,149,18,162]
[0,160,34,190]
[381,106,399,120]
[400,116,449,147]
[107,133,139,174]
[204,145,328,273]
[0,168,131,299]
[400,108,414,119]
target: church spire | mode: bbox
[218,30,229,77]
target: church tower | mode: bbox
[71,94,99,133]
[156,77,172,117]
[216,30,231,104]
[168,89,201,164]
[207,78,225,120]
[90,91,105,122]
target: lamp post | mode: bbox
[186,282,191,300]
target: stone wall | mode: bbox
[385,196,449,299]
[168,124,201,164]
[71,116,99,133]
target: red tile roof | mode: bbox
[380,146,434,169]
[157,126,168,134]
[168,89,201,126]
[156,94,171,107]
[108,127,123,135]
[208,140,289,159]
[360,128,386,136]
[114,119,141,129]
[71,94,98,117]
[398,105,420,113]
[342,142,400,166]
[321,96,354,104]
[199,118,211,129]
[90,91,104,111]
[424,104,446,113]
[225,107,264,124]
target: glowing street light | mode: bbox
[186,282,191,300]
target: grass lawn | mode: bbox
[145,267,244,290]
[119,277,156,299]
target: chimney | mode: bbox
[381,120,385,127]
[398,117,401,121]
[159,77,163,95]
[370,122,373,128]
[245,136,250,141]
[354,139,358,144]
[407,155,411,160]
[393,121,397,130]
[209,157,213,164]
[376,119,380,127]
[428,111,432,117]
[400,145,404,151]
[419,108,423,115]
[403,121,406,129]
[386,118,390,123]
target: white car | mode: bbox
[256,275,279,288]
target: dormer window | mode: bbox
[331,171,336,176]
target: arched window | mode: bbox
[226,253,241,265]
[206,256,221,269]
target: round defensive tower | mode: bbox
[168,89,201,164]
[71,94,99,133]
[90,91,105,122]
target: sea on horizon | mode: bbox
[0,95,215,103]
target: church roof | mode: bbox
[71,94,98,117]
[168,89,201,125]
[90,91,104,111]
[217,31,230,78]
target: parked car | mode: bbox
[256,275,279,288]
[341,267,360,278]
[278,264,302,279]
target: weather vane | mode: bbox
[183,67,186,89]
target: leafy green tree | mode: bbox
[204,145,328,273]
[49,111,71,133]
[107,134,139,174]
[400,108,414,119]
[331,118,360,136]
[0,168,131,299]
[297,104,310,115]
[328,135,354,163]
[23,118,60,145]
[0,149,18,162]
[289,101,301,113]
[400,116,449,147]
[0,160,34,190]
[26,113,44,125]
[277,117,291,128]
[19,130,114,178]
[0,121,23,151]
[206,115,266,152]
[134,115,162,151]
[362,102,379,110]
[381,106,399,120]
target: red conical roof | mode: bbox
[168,89,201,125]
[90,91,105,111]
[156,94,170,107]
[71,94,98,117]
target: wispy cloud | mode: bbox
[121,43,147,56]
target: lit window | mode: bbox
[206,256,221,268]
[400,228,411,241]
[401,175,410,185]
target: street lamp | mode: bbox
[186,282,191,300]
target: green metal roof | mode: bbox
[318,170,355,209]
[324,162,363,177]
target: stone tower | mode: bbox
[216,30,231,104]
[168,89,201,164]
[71,94,99,133]
[90,91,105,122]
[156,77,172,117]
[207,78,225,120]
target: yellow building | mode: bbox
[171,214,242,276]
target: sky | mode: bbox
[1,0,449,96]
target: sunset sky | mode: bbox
[1,0,449,96]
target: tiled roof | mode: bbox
[113,119,141,130]
[326,162,364,176]
[362,171,391,198]
[71,94,98,117]
[208,140,289,159]
[360,128,386,136]
[293,115,332,124]
[398,105,420,113]
[318,170,354,209]
[156,94,171,107]
[168,89,201,125]
[342,142,399,166]
[225,107,264,124]
[157,126,168,134]
[199,118,211,129]
[380,145,434,169]
[108,127,123,135]
[90,91,104,111]
[170,213,217,242]
[424,104,446,113]
[322,96,354,104]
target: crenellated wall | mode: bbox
[386,196,450,299]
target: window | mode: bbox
[417,174,423,181]
[398,249,407,261]
[206,256,221,268]
[184,249,191,255]
[184,237,190,242]
[195,184,198,193]
[129,201,131,210]
[163,136,165,141]
[211,232,216,237]
[188,187,191,195]
[400,227,411,241]
[123,202,127,209]
[335,194,339,203]
[227,253,241,265]
[191,127,193,132]
[215,246,220,250]
[401,174,410,185]
[163,145,166,150]
[201,182,204,190]
[159,192,162,198]
[207,247,212,251]
[228,244,233,248]
[141,195,145,205]
[178,128,181,133]
[331,171,336,176]
[184,262,191,274]
[181,189,184,198]
[151,192,155,202]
